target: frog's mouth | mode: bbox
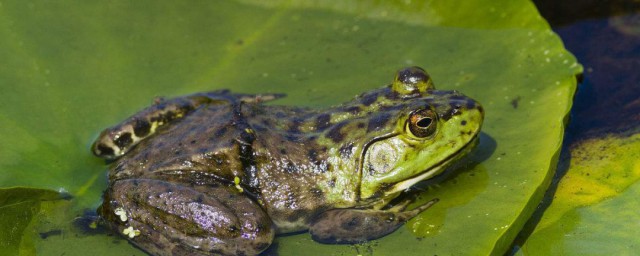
[384,134,480,197]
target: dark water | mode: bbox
[511,0,640,252]
[534,0,640,138]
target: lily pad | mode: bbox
[519,133,640,255]
[0,0,581,255]
[515,10,640,254]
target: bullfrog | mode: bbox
[92,67,484,256]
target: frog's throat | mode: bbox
[384,134,479,197]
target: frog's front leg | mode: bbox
[309,198,438,244]
[100,179,274,256]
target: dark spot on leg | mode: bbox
[96,144,114,156]
[461,120,467,125]
[114,132,133,148]
[133,119,151,137]
[150,110,175,124]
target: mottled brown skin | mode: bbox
[93,67,484,255]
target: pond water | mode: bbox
[534,0,640,137]
[513,0,640,253]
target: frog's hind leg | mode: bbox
[100,179,275,256]
[92,91,230,160]
[92,90,286,160]
[309,198,439,244]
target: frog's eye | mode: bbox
[406,109,438,138]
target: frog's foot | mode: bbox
[100,179,274,256]
[91,90,285,160]
[309,198,438,244]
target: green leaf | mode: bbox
[519,133,640,255]
[0,187,62,256]
[0,0,581,255]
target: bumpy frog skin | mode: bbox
[92,67,484,256]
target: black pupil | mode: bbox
[416,117,432,128]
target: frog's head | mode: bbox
[357,67,484,201]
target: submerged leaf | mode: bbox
[0,187,62,256]
[520,133,640,255]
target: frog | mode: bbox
[92,66,484,256]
